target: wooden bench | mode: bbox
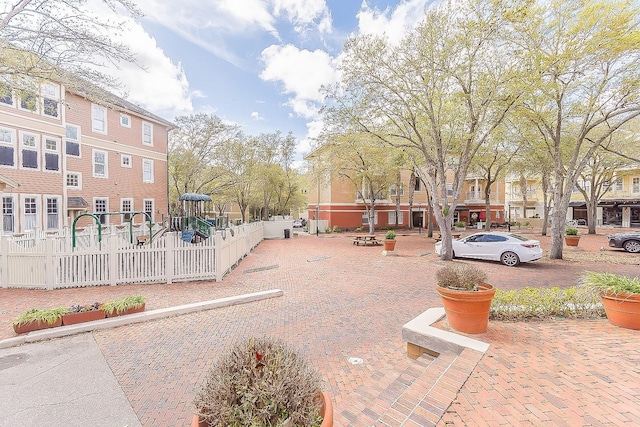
[352,235,381,246]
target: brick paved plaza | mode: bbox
[1,229,639,426]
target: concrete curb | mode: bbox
[402,307,490,356]
[0,289,284,349]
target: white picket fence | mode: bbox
[0,222,264,289]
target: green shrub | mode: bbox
[101,295,145,316]
[490,286,604,321]
[13,307,67,327]
[579,271,640,296]
[193,337,323,426]
[332,225,342,233]
[565,227,578,235]
[355,227,362,232]
[454,221,466,228]
[385,230,396,240]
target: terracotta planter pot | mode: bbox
[383,239,396,251]
[105,303,145,318]
[62,309,106,326]
[600,292,640,330]
[13,317,63,334]
[436,282,496,334]
[191,391,333,427]
[564,235,580,246]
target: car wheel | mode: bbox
[622,240,640,253]
[500,251,520,267]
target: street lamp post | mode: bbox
[507,203,511,232]
[316,204,319,237]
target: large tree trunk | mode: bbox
[586,199,598,234]
[549,185,573,259]
[368,202,375,235]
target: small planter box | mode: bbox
[105,303,145,318]
[62,310,106,326]
[13,318,63,334]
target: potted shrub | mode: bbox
[454,221,466,232]
[62,302,106,325]
[565,227,580,246]
[383,230,397,251]
[579,271,640,330]
[102,295,146,317]
[192,336,332,427]
[435,263,496,334]
[13,307,67,334]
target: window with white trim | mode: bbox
[94,198,108,225]
[121,154,132,168]
[142,122,153,146]
[633,177,640,194]
[120,114,131,128]
[46,197,60,230]
[66,172,81,189]
[2,196,14,233]
[19,91,37,112]
[0,83,13,106]
[390,184,404,197]
[142,158,154,183]
[143,199,154,221]
[41,83,59,118]
[65,124,80,157]
[21,132,39,169]
[121,198,133,222]
[0,128,15,167]
[389,211,404,225]
[414,178,421,191]
[24,196,38,230]
[446,183,454,196]
[92,104,107,134]
[93,149,108,178]
[44,137,59,171]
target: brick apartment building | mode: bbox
[0,80,174,234]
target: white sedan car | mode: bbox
[435,231,543,267]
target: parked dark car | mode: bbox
[608,232,640,253]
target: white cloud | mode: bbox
[357,0,431,44]
[259,44,338,119]
[134,0,279,67]
[272,0,333,34]
[108,19,193,118]
[251,111,265,120]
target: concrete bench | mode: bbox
[402,308,490,359]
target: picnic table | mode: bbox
[352,235,381,246]
[434,233,461,242]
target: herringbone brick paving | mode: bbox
[1,228,639,426]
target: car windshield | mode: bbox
[508,234,529,241]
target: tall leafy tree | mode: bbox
[0,0,141,98]
[317,132,405,235]
[168,114,241,214]
[509,0,640,258]
[323,0,519,259]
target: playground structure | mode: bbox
[171,193,215,243]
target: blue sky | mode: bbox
[103,0,436,164]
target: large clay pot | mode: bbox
[564,235,580,246]
[600,292,640,330]
[191,391,333,427]
[436,283,496,334]
[62,309,106,325]
[383,239,396,251]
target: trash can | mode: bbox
[284,229,291,239]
